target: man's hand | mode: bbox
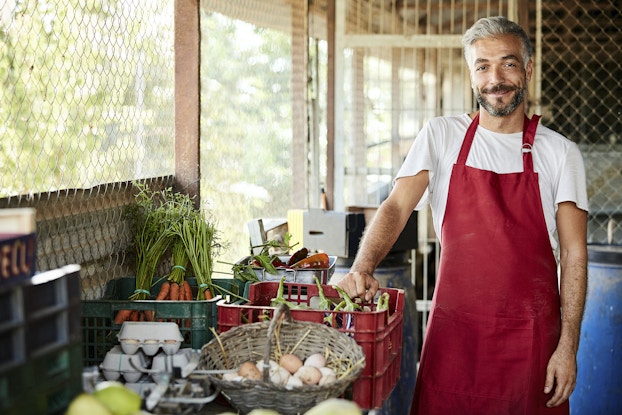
[544,346,577,407]
[332,270,379,302]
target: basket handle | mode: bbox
[262,303,293,382]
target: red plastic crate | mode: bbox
[217,281,405,409]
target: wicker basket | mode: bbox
[199,304,366,415]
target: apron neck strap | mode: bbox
[457,113,541,173]
[522,114,540,172]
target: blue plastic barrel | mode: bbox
[570,245,622,414]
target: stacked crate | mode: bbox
[81,277,245,367]
[217,281,405,409]
[0,265,83,415]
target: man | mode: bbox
[331,16,588,415]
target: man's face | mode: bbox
[469,34,532,117]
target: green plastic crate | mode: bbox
[81,277,245,367]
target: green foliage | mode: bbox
[0,0,175,196]
[200,12,293,267]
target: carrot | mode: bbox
[156,281,171,300]
[114,309,132,324]
[169,282,180,300]
[182,280,193,301]
[203,287,213,300]
[130,310,140,321]
[144,310,155,321]
[178,283,186,300]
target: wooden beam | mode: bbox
[174,0,201,205]
[343,34,463,48]
[326,0,335,211]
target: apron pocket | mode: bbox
[422,305,534,403]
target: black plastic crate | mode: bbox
[0,265,81,369]
[0,341,82,414]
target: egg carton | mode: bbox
[151,348,199,383]
[118,322,183,356]
[99,345,149,382]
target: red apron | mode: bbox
[410,114,568,415]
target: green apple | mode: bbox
[65,393,112,415]
[93,381,142,415]
[303,398,362,415]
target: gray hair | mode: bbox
[462,16,533,69]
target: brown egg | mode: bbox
[238,361,262,380]
[294,365,322,385]
[279,353,304,374]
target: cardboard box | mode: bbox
[0,208,37,290]
[0,233,37,291]
[303,209,365,258]
[0,208,36,235]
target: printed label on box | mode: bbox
[0,233,37,289]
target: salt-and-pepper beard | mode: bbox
[475,80,527,117]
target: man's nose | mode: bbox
[489,66,505,84]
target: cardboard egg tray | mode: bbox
[118,322,183,356]
[99,345,149,382]
[100,345,197,384]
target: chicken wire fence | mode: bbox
[0,0,176,298]
[540,1,622,245]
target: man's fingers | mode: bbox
[544,356,576,408]
[334,271,379,301]
[543,369,554,395]
[363,277,379,302]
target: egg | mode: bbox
[238,361,262,380]
[294,365,322,385]
[286,375,303,388]
[277,366,291,385]
[222,372,243,382]
[319,373,337,385]
[304,353,326,369]
[279,354,303,374]
[257,359,279,372]
[319,367,336,378]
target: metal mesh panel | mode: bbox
[0,0,175,194]
[0,0,175,298]
[540,1,622,244]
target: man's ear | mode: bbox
[525,59,533,83]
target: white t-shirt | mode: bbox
[396,114,589,251]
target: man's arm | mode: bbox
[545,201,588,407]
[331,171,429,301]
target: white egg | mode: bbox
[304,353,326,368]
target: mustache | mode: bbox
[482,84,516,94]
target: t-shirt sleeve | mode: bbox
[556,142,589,212]
[395,119,440,209]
